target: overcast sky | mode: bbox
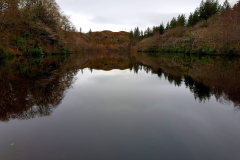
[56,0,236,32]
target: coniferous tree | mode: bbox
[133,27,140,39]
[165,22,170,30]
[187,13,194,27]
[159,22,165,34]
[129,29,134,39]
[177,14,186,26]
[170,17,177,28]
[146,27,150,37]
[199,0,221,21]
[89,28,92,35]
[187,8,200,27]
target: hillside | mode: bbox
[80,30,130,51]
[136,1,240,55]
[0,1,130,57]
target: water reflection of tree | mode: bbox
[135,52,240,108]
[184,76,212,102]
[0,56,77,122]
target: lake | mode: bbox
[1,52,240,160]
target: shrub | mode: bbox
[184,46,191,54]
[156,48,165,52]
[58,46,71,54]
[17,38,27,52]
[0,45,15,57]
[30,48,43,55]
[23,32,32,38]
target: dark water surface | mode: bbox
[1,52,240,160]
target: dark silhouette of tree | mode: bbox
[159,22,165,34]
[170,17,177,28]
[177,14,186,26]
[134,27,140,39]
[165,22,170,30]
[89,28,92,36]
[199,0,221,21]
[129,29,134,39]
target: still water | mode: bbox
[1,52,240,160]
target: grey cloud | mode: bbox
[89,13,190,28]
[55,0,234,31]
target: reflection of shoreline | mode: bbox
[0,52,131,122]
[0,55,77,122]
[1,52,240,122]
[134,53,240,108]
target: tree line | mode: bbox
[129,0,232,40]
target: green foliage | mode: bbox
[23,32,32,38]
[30,48,43,55]
[156,48,165,52]
[170,17,177,28]
[177,14,186,26]
[187,10,200,27]
[18,59,28,74]
[187,0,222,27]
[134,27,140,39]
[199,56,214,63]
[165,22,170,30]
[199,0,221,21]
[58,46,71,54]
[185,46,191,53]
[17,38,27,52]
[129,30,134,39]
[31,55,43,63]
[89,28,92,35]
[159,23,165,34]
[0,45,15,57]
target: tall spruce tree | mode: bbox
[199,0,221,21]
[89,28,92,35]
[159,22,164,34]
[187,13,194,27]
[165,22,170,30]
[170,17,177,28]
[129,29,134,39]
[177,14,186,26]
[133,27,140,39]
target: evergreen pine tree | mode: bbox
[165,22,170,30]
[133,27,140,39]
[177,14,186,26]
[199,0,221,21]
[89,28,92,35]
[187,13,194,27]
[192,9,200,25]
[170,17,177,28]
[129,29,134,39]
[159,22,164,34]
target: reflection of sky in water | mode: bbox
[1,69,240,160]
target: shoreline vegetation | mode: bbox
[0,0,240,57]
[1,52,240,121]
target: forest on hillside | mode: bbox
[1,0,240,57]
[132,0,240,55]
